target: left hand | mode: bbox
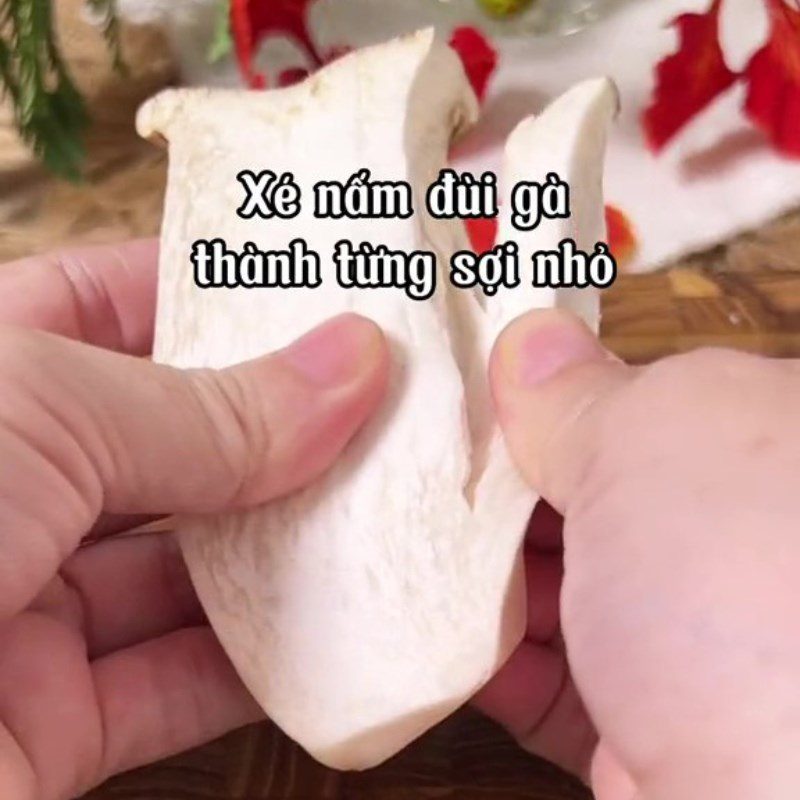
[0,240,388,800]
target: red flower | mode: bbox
[465,215,498,254]
[744,0,800,156]
[604,204,637,266]
[449,26,498,102]
[231,0,322,89]
[230,2,499,99]
[277,67,311,87]
[642,0,738,151]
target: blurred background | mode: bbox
[2,0,799,276]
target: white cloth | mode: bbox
[452,0,799,272]
[125,0,800,272]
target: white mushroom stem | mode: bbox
[139,29,616,770]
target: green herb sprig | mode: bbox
[0,0,123,181]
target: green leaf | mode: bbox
[208,0,233,64]
[0,0,104,180]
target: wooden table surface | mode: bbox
[78,258,800,800]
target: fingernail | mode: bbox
[282,314,383,388]
[498,309,608,388]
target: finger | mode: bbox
[0,617,259,800]
[85,513,161,541]
[90,627,262,787]
[591,742,638,800]
[473,642,596,779]
[525,499,564,553]
[524,547,562,643]
[58,533,203,658]
[474,642,563,744]
[489,308,630,513]
[0,240,158,354]
[0,314,389,620]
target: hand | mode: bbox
[476,309,800,800]
[0,241,388,800]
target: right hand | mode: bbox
[477,309,800,800]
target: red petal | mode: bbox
[744,0,800,157]
[322,45,353,64]
[604,204,637,266]
[449,26,498,102]
[642,0,739,151]
[231,0,265,88]
[231,0,322,87]
[465,216,498,254]
[466,208,637,267]
[278,67,311,87]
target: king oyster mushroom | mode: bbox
[138,28,617,769]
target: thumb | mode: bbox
[489,308,629,513]
[0,313,387,617]
[0,313,388,518]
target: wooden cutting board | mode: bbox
[604,265,800,363]
[80,261,800,800]
[84,711,590,800]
